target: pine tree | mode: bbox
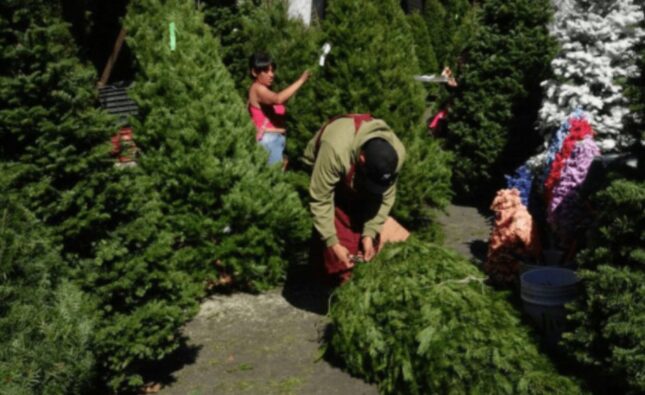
[201,0,256,98]
[406,11,442,106]
[318,0,426,135]
[124,0,310,290]
[0,2,202,391]
[624,11,645,160]
[444,0,558,196]
[393,127,453,237]
[563,179,645,393]
[422,0,476,69]
[0,175,95,395]
[407,11,438,76]
[0,0,116,245]
[538,0,645,153]
[328,238,583,394]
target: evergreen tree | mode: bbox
[624,11,645,161]
[328,238,583,394]
[443,1,478,70]
[318,0,426,134]
[0,176,95,395]
[422,0,476,69]
[423,0,448,66]
[393,127,453,237]
[406,11,441,106]
[84,173,202,391]
[0,2,202,391]
[538,0,645,153]
[407,12,438,76]
[563,179,645,393]
[124,0,310,290]
[0,0,116,246]
[444,0,558,196]
[558,13,644,391]
[201,0,256,97]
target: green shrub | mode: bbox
[0,182,95,395]
[564,179,645,393]
[444,0,557,196]
[124,0,310,290]
[329,238,582,394]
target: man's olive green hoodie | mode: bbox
[302,117,406,247]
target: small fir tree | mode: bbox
[444,0,558,196]
[624,13,645,160]
[82,173,202,392]
[406,11,441,105]
[393,126,453,238]
[201,0,257,97]
[0,0,116,244]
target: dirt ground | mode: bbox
[156,204,490,395]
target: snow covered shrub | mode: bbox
[538,0,645,152]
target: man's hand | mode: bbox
[331,243,353,269]
[361,236,376,261]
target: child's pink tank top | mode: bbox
[248,103,287,141]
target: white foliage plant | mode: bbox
[538,0,644,153]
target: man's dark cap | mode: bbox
[357,138,399,195]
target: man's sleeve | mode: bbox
[309,141,342,247]
[362,183,396,240]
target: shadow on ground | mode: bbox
[282,262,335,316]
[469,239,489,264]
[139,339,202,390]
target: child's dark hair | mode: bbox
[249,52,276,78]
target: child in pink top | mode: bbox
[247,52,309,166]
